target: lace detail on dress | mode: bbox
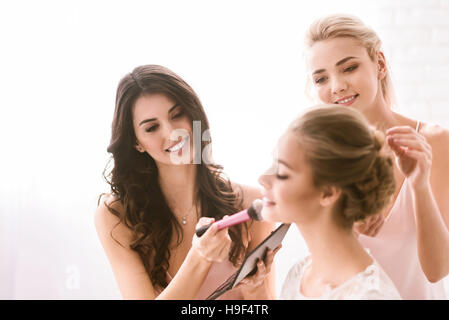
[279,255,401,300]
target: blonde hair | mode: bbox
[289,105,395,228]
[305,14,396,107]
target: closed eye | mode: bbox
[145,124,159,132]
[172,110,184,119]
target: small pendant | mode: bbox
[182,217,187,225]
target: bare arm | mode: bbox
[387,125,449,282]
[413,184,449,282]
[94,196,230,299]
[94,199,156,299]
[157,221,231,299]
[413,127,449,282]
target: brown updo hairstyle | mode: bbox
[289,105,395,228]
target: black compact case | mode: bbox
[207,223,291,300]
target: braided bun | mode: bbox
[341,153,395,226]
[290,105,396,228]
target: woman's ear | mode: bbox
[319,186,341,207]
[377,51,387,80]
[135,143,145,153]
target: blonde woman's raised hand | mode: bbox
[387,126,432,190]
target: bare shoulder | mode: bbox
[230,181,263,208]
[94,193,156,299]
[421,122,449,146]
[421,123,449,161]
[94,193,122,230]
[419,123,449,192]
[94,193,134,246]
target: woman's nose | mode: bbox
[165,123,183,142]
[331,76,348,95]
[160,121,173,138]
[258,175,267,190]
[258,167,273,189]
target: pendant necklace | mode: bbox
[180,203,198,225]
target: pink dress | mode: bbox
[165,259,244,300]
[359,121,446,299]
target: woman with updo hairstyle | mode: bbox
[304,14,449,299]
[94,64,276,299]
[258,105,401,299]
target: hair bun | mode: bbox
[345,154,395,225]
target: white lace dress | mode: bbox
[279,255,402,300]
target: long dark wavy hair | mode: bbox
[100,64,248,290]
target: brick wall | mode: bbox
[372,0,449,127]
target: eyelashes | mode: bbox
[144,110,185,133]
[145,124,159,133]
[172,110,184,119]
[276,174,288,180]
[315,77,326,84]
[313,64,359,85]
[344,64,358,72]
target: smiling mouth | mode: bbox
[166,136,189,153]
[335,94,359,105]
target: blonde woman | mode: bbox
[303,14,449,299]
[259,105,401,299]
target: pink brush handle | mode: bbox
[214,210,249,230]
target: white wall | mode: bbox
[0,0,448,299]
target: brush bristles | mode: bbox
[247,199,264,221]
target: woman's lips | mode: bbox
[335,94,358,106]
[263,197,276,207]
[166,136,188,153]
